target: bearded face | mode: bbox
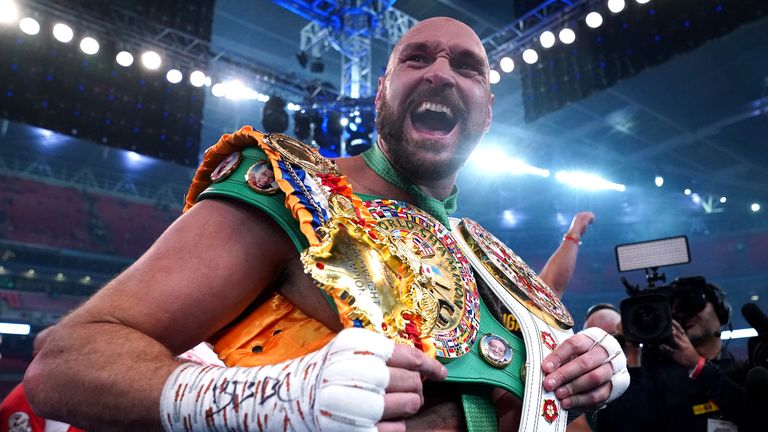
[374,18,493,184]
[376,84,489,182]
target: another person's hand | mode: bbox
[541,328,630,411]
[567,212,595,239]
[659,320,701,368]
[379,343,448,431]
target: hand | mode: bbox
[541,329,629,411]
[567,212,595,238]
[378,344,448,431]
[659,320,701,368]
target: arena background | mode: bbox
[1,0,767,397]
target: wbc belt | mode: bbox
[452,217,574,431]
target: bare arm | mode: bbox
[539,212,594,298]
[24,199,297,430]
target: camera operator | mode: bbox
[596,282,759,432]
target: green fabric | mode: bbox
[442,297,526,399]
[361,143,458,227]
[198,146,309,252]
[462,390,499,432]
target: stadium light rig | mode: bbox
[555,171,626,192]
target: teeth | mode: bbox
[416,102,453,118]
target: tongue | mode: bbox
[412,111,455,133]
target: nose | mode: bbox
[423,57,456,89]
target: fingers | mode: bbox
[554,363,613,401]
[381,392,422,420]
[387,344,447,382]
[542,333,595,374]
[543,344,608,392]
[378,420,407,432]
[559,382,612,410]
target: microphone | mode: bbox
[741,303,768,335]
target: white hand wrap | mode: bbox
[577,327,630,404]
[160,328,395,432]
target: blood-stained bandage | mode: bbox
[160,327,394,432]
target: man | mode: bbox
[25,17,626,431]
[596,282,759,431]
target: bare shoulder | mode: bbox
[62,198,298,354]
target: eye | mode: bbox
[406,54,429,64]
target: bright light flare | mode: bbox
[0,322,30,335]
[522,49,538,64]
[751,203,761,212]
[654,176,664,187]
[636,0,651,4]
[500,57,515,73]
[489,69,501,84]
[559,28,576,44]
[166,69,182,84]
[52,23,74,43]
[470,147,550,177]
[684,188,692,196]
[189,70,207,87]
[539,31,556,49]
[585,12,604,28]
[0,0,19,24]
[141,51,161,70]
[340,117,350,127]
[721,328,757,340]
[719,196,727,204]
[79,37,99,55]
[116,51,134,67]
[19,17,39,35]
[555,171,626,192]
[607,0,626,13]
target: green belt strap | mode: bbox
[462,388,499,432]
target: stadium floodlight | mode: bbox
[489,70,501,84]
[116,51,134,67]
[654,176,664,187]
[585,12,604,28]
[0,0,19,24]
[539,31,556,48]
[141,51,162,70]
[211,82,226,97]
[559,28,576,44]
[522,49,538,64]
[555,171,626,191]
[52,22,73,43]
[166,69,183,84]
[18,17,39,35]
[615,236,690,272]
[607,0,626,13]
[500,57,515,73]
[189,70,206,87]
[79,37,99,55]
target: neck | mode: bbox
[694,335,723,360]
[377,141,458,201]
[334,155,415,202]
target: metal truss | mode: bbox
[24,0,330,100]
[289,0,417,99]
[482,0,598,64]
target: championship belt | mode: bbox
[256,133,447,354]
[452,217,575,431]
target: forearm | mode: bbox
[24,321,180,431]
[539,241,579,298]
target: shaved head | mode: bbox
[375,17,494,185]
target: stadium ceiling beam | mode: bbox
[26,0,333,99]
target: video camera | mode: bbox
[614,236,730,345]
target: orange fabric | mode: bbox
[208,292,336,366]
[184,125,265,213]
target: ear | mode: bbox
[375,76,385,109]
[483,92,495,133]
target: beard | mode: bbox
[376,86,487,182]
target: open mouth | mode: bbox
[410,101,458,135]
